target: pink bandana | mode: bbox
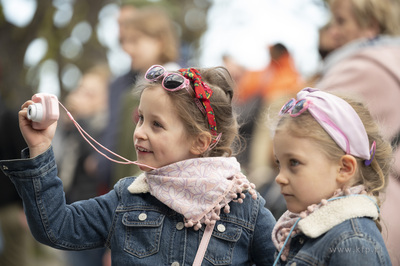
[272,185,366,261]
[130,157,257,230]
[295,88,372,160]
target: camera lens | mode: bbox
[27,103,43,122]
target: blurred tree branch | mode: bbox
[0,0,209,109]
[0,0,53,108]
[0,0,111,108]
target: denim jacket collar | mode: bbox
[298,195,379,238]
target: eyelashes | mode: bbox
[153,121,164,128]
[289,159,300,167]
[137,114,164,129]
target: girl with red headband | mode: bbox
[1,65,276,265]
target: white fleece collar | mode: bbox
[128,173,149,193]
[298,195,379,238]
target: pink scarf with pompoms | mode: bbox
[128,157,257,230]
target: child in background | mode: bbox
[271,87,392,265]
[0,65,276,265]
[55,64,111,266]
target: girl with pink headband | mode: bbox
[0,65,276,265]
[271,87,392,265]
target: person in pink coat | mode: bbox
[316,0,400,264]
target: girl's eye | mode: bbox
[137,114,144,124]
[275,159,281,170]
[289,159,299,167]
[335,16,345,26]
[153,121,163,128]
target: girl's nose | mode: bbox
[275,172,289,186]
[134,124,147,141]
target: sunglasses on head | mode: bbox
[279,98,310,117]
[279,96,352,155]
[145,65,191,92]
[145,65,205,115]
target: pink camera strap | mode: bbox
[58,101,156,170]
[193,224,214,266]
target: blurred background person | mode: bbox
[307,19,341,86]
[94,3,139,196]
[259,43,304,102]
[54,63,111,266]
[248,43,304,184]
[57,64,110,201]
[233,43,304,174]
[317,20,340,60]
[96,5,181,194]
[316,0,400,264]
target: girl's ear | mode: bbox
[366,19,381,38]
[190,132,212,155]
[336,155,357,185]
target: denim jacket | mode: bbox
[0,147,276,265]
[274,196,392,265]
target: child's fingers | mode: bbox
[19,100,35,122]
[18,109,32,129]
[21,100,34,110]
[19,106,30,120]
[19,101,35,127]
[19,108,27,119]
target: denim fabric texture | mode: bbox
[274,217,392,265]
[0,147,276,265]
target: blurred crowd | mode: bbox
[1,0,400,265]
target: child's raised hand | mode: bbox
[19,100,57,158]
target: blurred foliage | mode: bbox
[0,0,210,109]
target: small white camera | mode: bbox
[27,93,59,130]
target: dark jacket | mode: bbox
[0,98,26,208]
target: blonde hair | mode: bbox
[273,94,393,228]
[329,0,400,36]
[126,7,179,64]
[136,66,240,157]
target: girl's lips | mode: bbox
[135,145,152,153]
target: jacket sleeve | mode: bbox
[0,147,119,250]
[250,194,277,265]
